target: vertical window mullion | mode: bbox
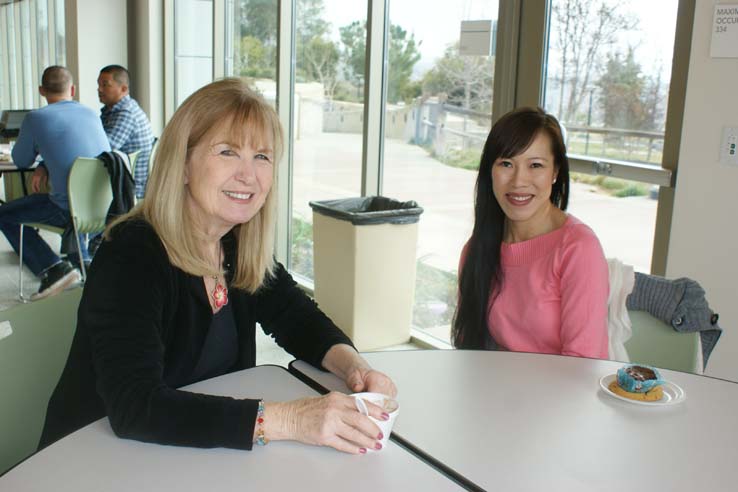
[275,0,296,266]
[29,0,40,108]
[213,0,225,79]
[0,8,9,109]
[54,0,65,66]
[20,0,33,108]
[10,2,21,107]
[49,0,57,63]
[492,0,522,122]
[361,0,389,197]
[650,0,694,275]
[164,0,175,120]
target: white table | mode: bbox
[291,350,738,492]
[0,144,38,200]
[0,365,465,492]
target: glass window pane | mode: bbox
[0,0,65,110]
[54,0,65,66]
[36,1,50,81]
[290,0,368,279]
[225,0,277,106]
[543,0,679,272]
[19,1,34,108]
[175,0,213,107]
[382,1,498,343]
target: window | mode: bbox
[382,0,498,342]
[224,0,278,106]
[0,0,66,110]
[174,0,214,108]
[542,0,679,273]
[290,0,369,280]
[214,0,689,346]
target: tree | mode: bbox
[339,21,366,94]
[422,43,494,114]
[235,0,277,78]
[237,0,277,45]
[301,37,341,99]
[387,25,421,104]
[235,0,341,97]
[294,0,341,99]
[338,21,421,104]
[596,47,664,131]
[551,0,636,123]
[235,36,274,78]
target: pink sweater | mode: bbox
[487,215,609,359]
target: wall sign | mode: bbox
[460,20,492,56]
[711,4,738,58]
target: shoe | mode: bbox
[31,261,82,301]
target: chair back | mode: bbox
[128,150,140,177]
[624,310,702,373]
[149,137,159,175]
[67,157,112,235]
[0,288,82,475]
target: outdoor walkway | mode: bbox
[294,132,657,274]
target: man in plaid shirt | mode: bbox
[98,65,154,198]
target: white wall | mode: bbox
[65,0,127,110]
[667,1,738,381]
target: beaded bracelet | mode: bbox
[255,399,269,446]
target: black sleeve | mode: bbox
[255,262,354,369]
[82,222,257,449]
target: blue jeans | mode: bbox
[0,193,89,277]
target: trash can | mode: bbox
[309,196,423,351]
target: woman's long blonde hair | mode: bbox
[108,78,283,293]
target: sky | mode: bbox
[320,0,678,80]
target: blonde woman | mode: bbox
[40,78,396,455]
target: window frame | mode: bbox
[501,0,694,275]
[192,0,693,346]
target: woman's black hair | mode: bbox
[451,107,570,349]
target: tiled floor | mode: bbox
[0,227,419,368]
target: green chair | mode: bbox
[127,150,140,177]
[12,164,64,301]
[0,287,82,475]
[67,157,113,282]
[149,137,159,175]
[624,309,702,373]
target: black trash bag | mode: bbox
[309,196,423,225]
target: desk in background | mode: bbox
[0,365,465,492]
[0,143,38,201]
[291,350,738,492]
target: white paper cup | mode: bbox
[350,392,399,452]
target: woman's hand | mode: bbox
[345,367,397,398]
[263,392,387,454]
[321,344,398,398]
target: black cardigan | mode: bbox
[39,219,353,450]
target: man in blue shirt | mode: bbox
[1,66,111,300]
[98,65,154,199]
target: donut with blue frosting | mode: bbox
[608,365,664,401]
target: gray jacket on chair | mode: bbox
[626,272,722,369]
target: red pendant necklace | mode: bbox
[211,247,228,309]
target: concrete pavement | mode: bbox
[293,132,656,275]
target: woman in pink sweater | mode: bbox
[453,107,609,359]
